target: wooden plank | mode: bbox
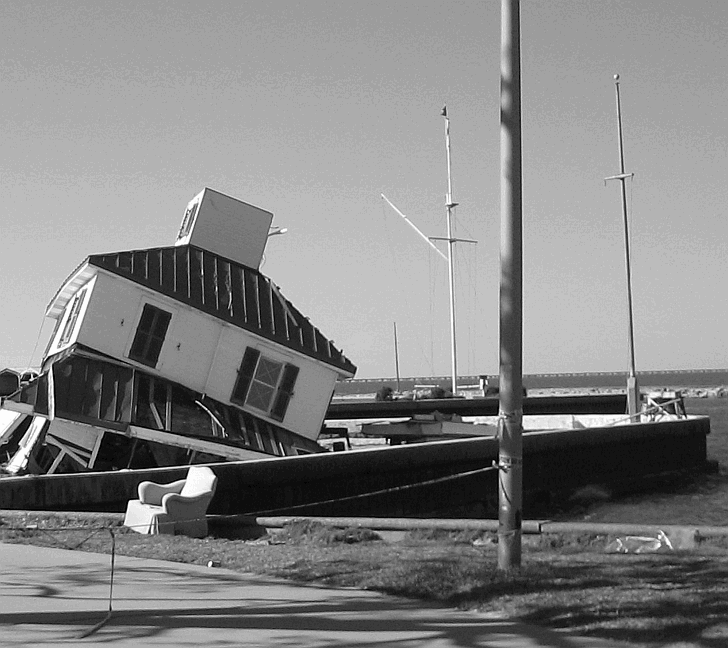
[244,268,260,329]
[116,367,134,422]
[161,248,175,292]
[174,247,190,298]
[202,251,218,311]
[257,277,273,335]
[67,357,89,417]
[146,249,162,288]
[99,364,118,422]
[80,360,103,419]
[116,251,133,273]
[189,248,204,305]
[131,251,148,282]
[218,260,233,318]
[52,363,72,414]
[230,265,246,324]
[271,285,288,340]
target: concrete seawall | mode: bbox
[0,415,711,518]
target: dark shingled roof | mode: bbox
[87,245,357,375]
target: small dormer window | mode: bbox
[231,347,299,421]
[177,200,200,240]
[128,304,172,367]
[57,288,87,348]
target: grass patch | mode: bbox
[1,514,727,646]
[268,519,382,545]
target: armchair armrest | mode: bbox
[139,479,186,505]
[161,491,214,517]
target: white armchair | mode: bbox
[123,466,218,538]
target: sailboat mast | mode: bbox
[605,74,640,416]
[393,321,401,393]
[443,107,458,394]
[382,115,475,392]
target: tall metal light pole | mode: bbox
[497,0,524,571]
[605,74,640,417]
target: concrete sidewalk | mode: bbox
[0,542,632,647]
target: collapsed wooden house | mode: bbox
[0,188,356,475]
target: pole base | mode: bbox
[627,376,641,417]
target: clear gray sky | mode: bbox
[1,1,726,379]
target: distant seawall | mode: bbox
[335,369,728,396]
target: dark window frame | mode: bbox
[230,347,299,421]
[128,303,172,367]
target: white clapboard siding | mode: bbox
[69,271,338,440]
[206,326,337,440]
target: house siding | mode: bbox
[206,327,335,440]
[66,271,336,441]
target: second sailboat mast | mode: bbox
[444,107,458,394]
[429,107,477,394]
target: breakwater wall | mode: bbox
[0,415,710,518]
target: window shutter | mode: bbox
[129,304,172,367]
[270,363,299,421]
[231,347,260,404]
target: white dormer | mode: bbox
[175,188,274,269]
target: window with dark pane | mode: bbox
[128,304,172,367]
[177,200,200,239]
[231,347,299,420]
[58,288,87,348]
[246,356,283,412]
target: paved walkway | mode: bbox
[0,542,633,647]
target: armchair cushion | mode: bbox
[123,466,218,538]
[138,478,186,506]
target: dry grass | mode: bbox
[1,516,728,647]
[1,397,726,645]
